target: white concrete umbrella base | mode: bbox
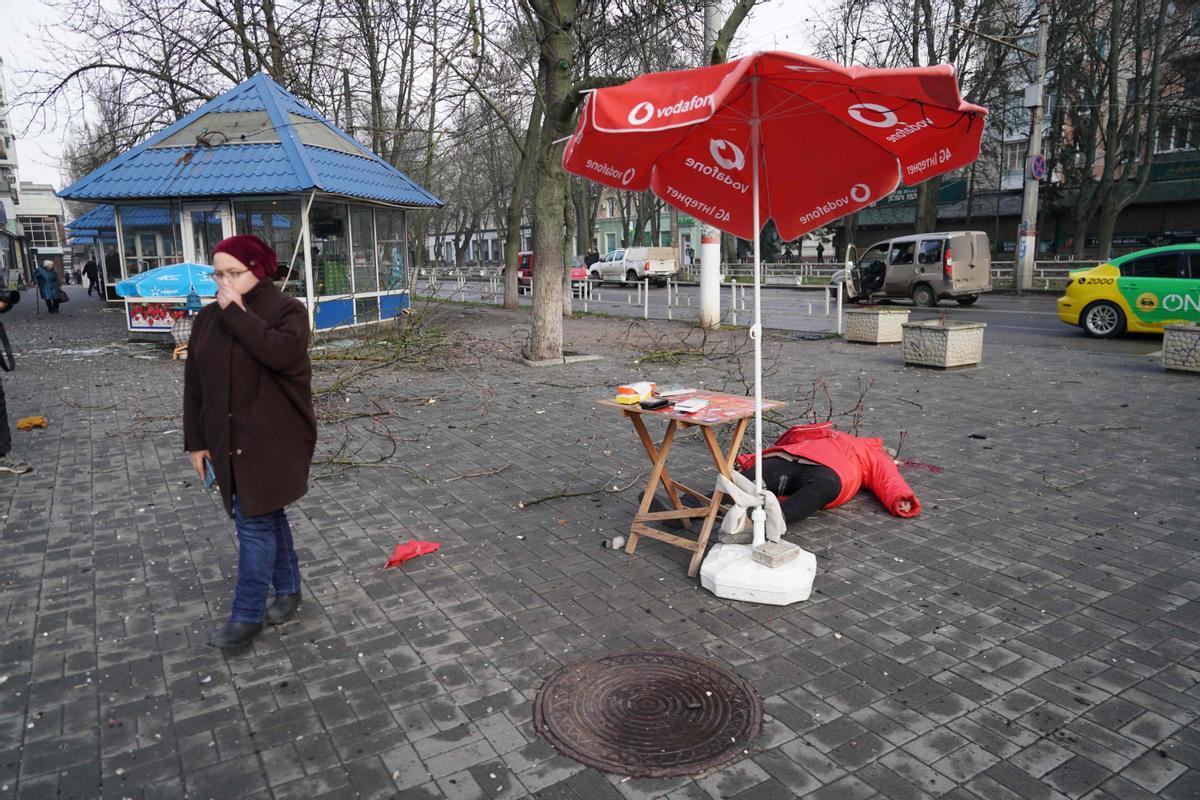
[699,543,817,606]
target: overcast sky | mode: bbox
[0,0,818,191]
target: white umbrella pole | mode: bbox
[751,74,765,549]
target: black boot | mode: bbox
[266,593,302,625]
[209,620,263,648]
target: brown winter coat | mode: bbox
[183,281,316,518]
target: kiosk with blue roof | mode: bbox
[60,73,442,332]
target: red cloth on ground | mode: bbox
[385,541,441,568]
[736,422,921,518]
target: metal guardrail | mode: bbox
[411,274,845,333]
[414,258,1092,292]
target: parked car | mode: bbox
[590,246,678,287]
[510,251,588,287]
[836,231,992,306]
[1057,244,1200,338]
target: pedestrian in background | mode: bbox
[183,235,316,650]
[104,245,121,284]
[83,257,101,297]
[34,261,62,314]
[0,290,31,475]
[816,242,825,263]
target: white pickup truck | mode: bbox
[589,246,678,287]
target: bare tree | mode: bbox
[1056,0,1179,256]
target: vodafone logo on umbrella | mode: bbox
[709,139,745,171]
[627,102,655,126]
[848,102,934,142]
[798,183,873,226]
[585,159,636,186]
[624,94,715,126]
[848,103,899,128]
[680,137,749,194]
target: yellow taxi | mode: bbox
[1057,244,1200,337]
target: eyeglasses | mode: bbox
[212,269,252,282]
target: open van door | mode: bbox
[837,245,860,300]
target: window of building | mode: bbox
[1155,119,1197,153]
[17,215,61,248]
[1002,140,1027,173]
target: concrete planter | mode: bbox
[844,307,910,344]
[902,320,986,368]
[1163,324,1200,373]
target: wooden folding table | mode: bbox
[599,391,785,577]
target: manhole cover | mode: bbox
[533,649,762,777]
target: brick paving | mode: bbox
[0,291,1197,800]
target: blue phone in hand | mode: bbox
[203,458,217,490]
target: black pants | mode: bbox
[738,458,841,524]
[87,277,99,296]
[0,378,11,458]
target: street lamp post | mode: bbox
[1017,1,1050,294]
[698,0,722,329]
[952,1,1049,295]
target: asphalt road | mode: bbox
[427,281,1165,356]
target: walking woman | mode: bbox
[183,235,316,649]
[34,260,63,313]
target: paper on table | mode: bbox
[658,386,697,397]
[674,398,710,413]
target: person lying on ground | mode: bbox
[732,421,919,527]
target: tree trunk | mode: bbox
[525,0,576,362]
[915,176,940,231]
[261,0,286,81]
[504,97,543,309]
[563,174,576,317]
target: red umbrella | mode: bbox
[563,51,986,543]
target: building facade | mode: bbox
[16,182,67,280]
[0,55,24,285]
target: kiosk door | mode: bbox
[181,203,232,264]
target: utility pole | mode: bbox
[1017,0,1049,295]
[698,0,722,330]
[951,3,1049,295]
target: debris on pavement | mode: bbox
[384,540,442,568]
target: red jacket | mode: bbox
[735,422,921,518]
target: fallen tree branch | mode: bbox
[446,464,511,482]
[518,470,645,509]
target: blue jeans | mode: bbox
[231,498,301,624]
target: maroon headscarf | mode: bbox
[212,235,279,280]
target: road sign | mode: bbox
[1029,154,1048,181]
